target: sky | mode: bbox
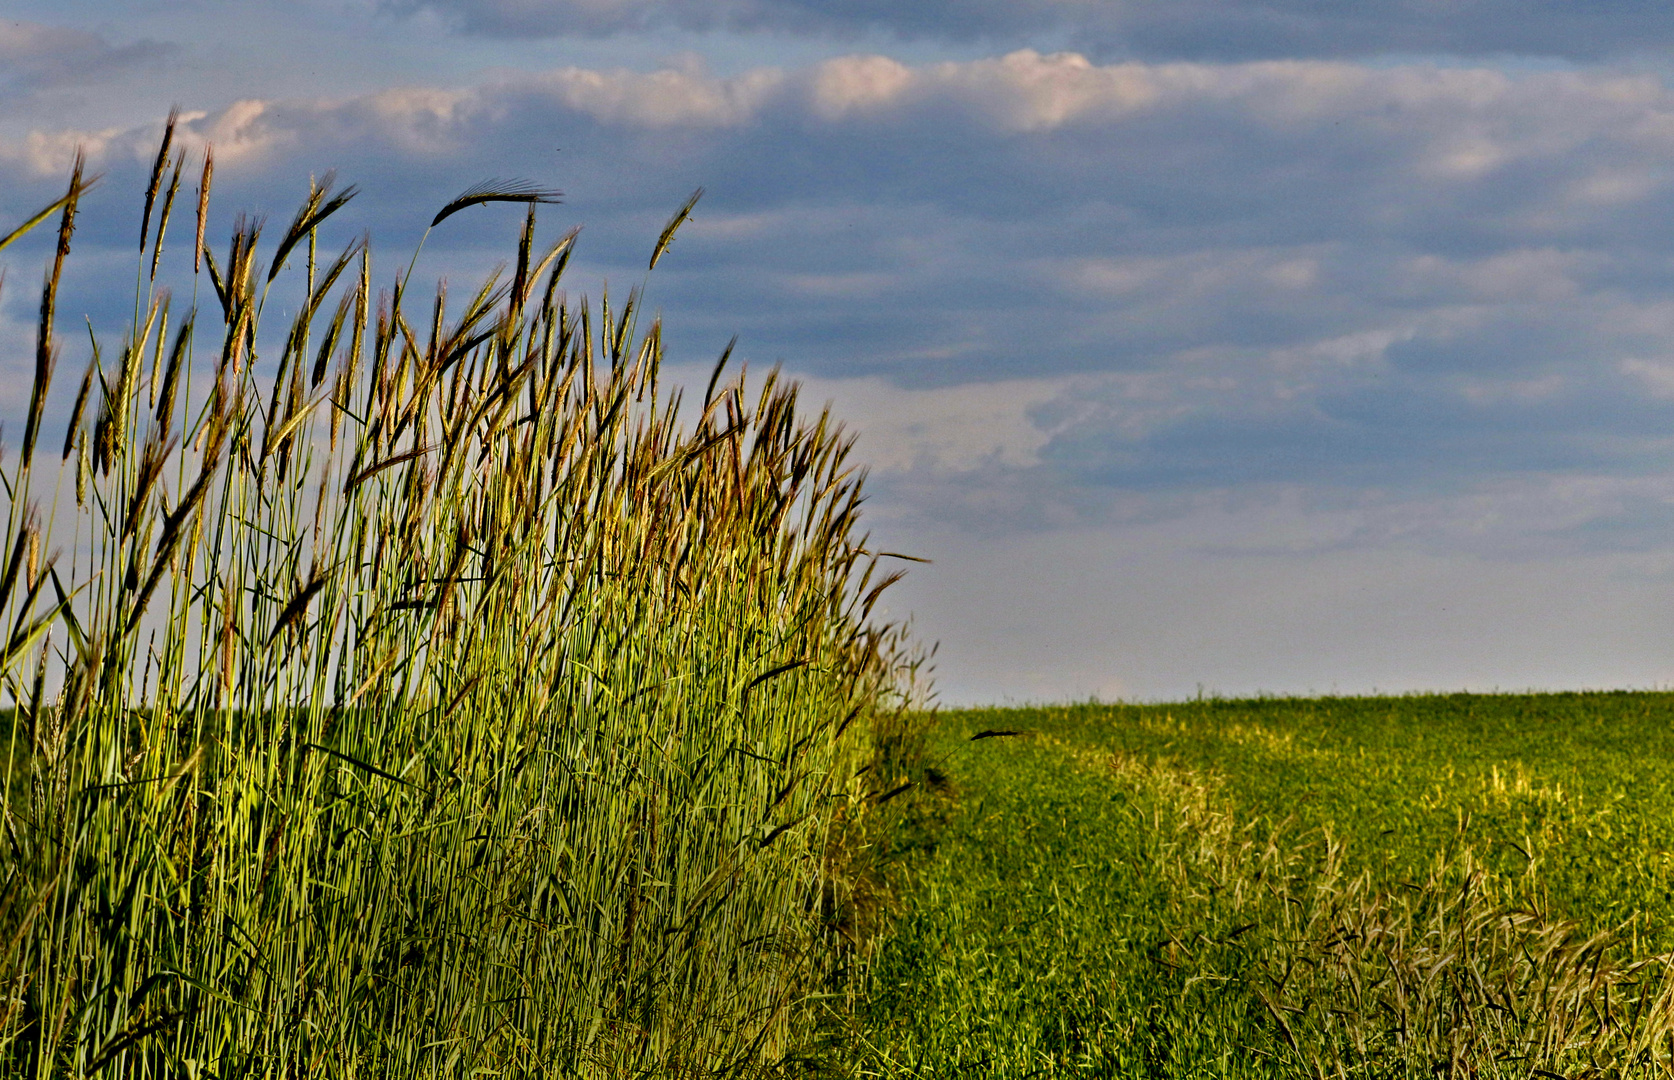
[8,2,1674,703]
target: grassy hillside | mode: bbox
[857,693,1674,1077]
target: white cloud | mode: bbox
[915,50,1162,130]
[0,125,123,178]
[1618,357,1674,398]
[809,55,914,119]
[793,371,1067,471]
[533,64,785,127]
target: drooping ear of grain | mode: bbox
[0,124,924,1077]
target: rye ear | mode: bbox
[430,179,561,228]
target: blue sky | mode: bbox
[9,1,1674,702]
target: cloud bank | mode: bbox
[7,52,1674,531]
[386,0,1674,61]
[10,44,1674,696]
[0,20,176,99]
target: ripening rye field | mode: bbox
[856,694,1674,1078]
[0,117,930,1077]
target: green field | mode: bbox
[853,693,1674,1078]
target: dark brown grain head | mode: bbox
[140,107,178,253]
[61,354,95,461]
[267,172,358,285]
[430,179,561,229]
[510,203,537,315]
[649,187,702,271]
[23,152,91,470]
[150,149,185,282]
[155,309,193,427]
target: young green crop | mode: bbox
[0,118,926,1077]
[859,695,1674,1078]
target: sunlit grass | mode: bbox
[860,694,1674,1077]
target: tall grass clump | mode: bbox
[0,119,925,1077]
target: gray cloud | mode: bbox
[384,0,1674,62]
[379,0,1064,42]
[0,20,177,98]
[9,52,1674,546]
